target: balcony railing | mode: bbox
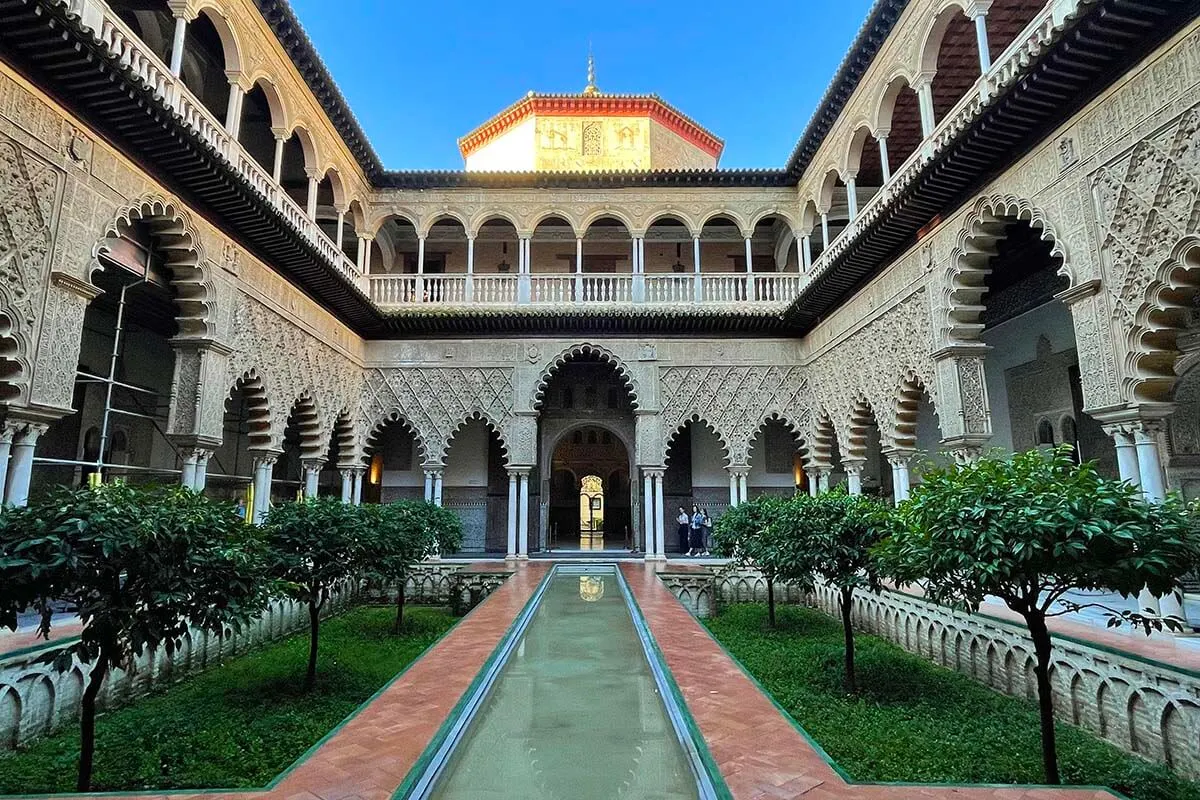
[72,0,363,290]
[800,0,1084,291]
[367,272,802,310]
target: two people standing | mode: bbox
[677,504,710,557]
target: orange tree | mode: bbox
[261,496,366,690]
[0,484,268,791]
[712,494,793,626]
[877,446,1200,784]
[773,489,887,694]
[359,500,463,632]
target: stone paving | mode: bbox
[1,561,1151,800]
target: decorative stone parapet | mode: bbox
[805,581,1200,780]
[362,562,512,609]
[0,582,359,752]
[660,564,1200,778]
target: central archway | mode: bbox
[537,350,637,553]
[546,427,631,551]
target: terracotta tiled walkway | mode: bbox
[625,563,1115,800]
[4,561,1140,800]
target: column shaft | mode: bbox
[518,473,530,557]
[878,136,891,182]
[168,15,188,77]
[507,473,518,558]
[653,471,666,558]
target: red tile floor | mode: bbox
[4,562,1152,799]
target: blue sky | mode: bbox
[288,0,876,171]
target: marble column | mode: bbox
[652,468,666,560]
[194,450,212,493]
[507,471,519,559]
[1132,422,1184,620]
[4,423,47,508]
[0,425,13,504]
[737,470,748,504]
[643,469,655,552]
[168,14,188,77]
[818,469,831,494]
[466,236,476,302]
[351,468,364,506]
[844,459,864,495]
[878,135,891,182]
[518,470,530,558]
[806,468,820,497]
[340,469,354,503]
[728,470,739,507]
[845,176,858,221]
[302,459,325,499]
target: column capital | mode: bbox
[642,466,666,478]
[422,466,445,477]
[301,457,327,471]
[875,128,890,140]
[1090,402,1174,430]
[250,448,284,468]
[841,457,866,475]
[507,466,533,477]
[10,421,49,445]
[881,448,914,465]
[726,465,750,478]
[962,0,993,18]
[167,0,199,21]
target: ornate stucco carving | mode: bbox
[360,367,515,465]
[659,365,809,467]
[0,136,61,406]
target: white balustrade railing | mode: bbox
[645,274,695,304]
[802,0,1085,290]
[473,275,519,305]
[366,272,802,308]
[700,275,749,303]
[578,275,632,303]
[529,275,576,304]
[74,0,364,290]
[369,276,420,306]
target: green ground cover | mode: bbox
[704,603,1199,800]
[0,606,456,794]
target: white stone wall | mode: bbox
[0,583,357,751]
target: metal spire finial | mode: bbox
[584,45,598,95]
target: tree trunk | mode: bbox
[305,599,320,691]
[77,647,111,791]
[840,586,857,695]
[766,577,776,627]
[393,581,406,634]
[1024,611,1060,784]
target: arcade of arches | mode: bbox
[0,0,1197,633]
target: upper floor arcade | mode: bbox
[4,0,1187,333]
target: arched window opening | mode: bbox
[580,216,633,274]
[34,221,180,493]
[277,133,309,208]
[237,83,277,172]
[179,12,231,122]
[107,2,175,65]
[974,218,1115,475]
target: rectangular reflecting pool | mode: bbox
[404,565,722,800]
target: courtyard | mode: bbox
[3,0,1200,796]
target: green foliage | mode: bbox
[877,447,1200,623]
[261,497,366,607]
[261,497,368,689]
[0,483,268,660]
[874,446,1200,783]
[0,607,456,793]
[0,484,270,790]
[712,494,792,581]
[706,604,1199,800]
[771,490,888,593]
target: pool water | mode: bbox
[427,568,703,800]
